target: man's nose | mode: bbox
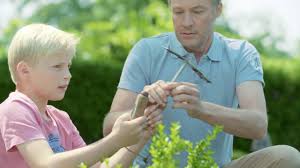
[182,13,193,27]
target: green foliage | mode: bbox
[149,123,191,168]
[248,34,290,58]
[74,0,172,62]
[1,0,300,156]
[234,56,300,152]
[0,19,26,59]
[0,58,15,101]
[1,56,300,151]
[149,123,222,168]
[12,0,172,63]
[186,125,222,168]
[78,123,222,168]
[231,149,247,160]
[262,57,300,148]
[79,162,88,168]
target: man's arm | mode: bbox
[103,89,138,136]
[103,80,170,136]
[171,81,268,139]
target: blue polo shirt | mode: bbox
[118,32,264,167]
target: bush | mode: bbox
[149,123,222,168]
[79,123,222,168]
[262,57,300,148]
[234,57,300,152]
[1,57,300,150]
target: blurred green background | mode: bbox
[1,0,300,158]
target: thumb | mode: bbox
[164,82,180,90]
[129,116,146,125]
[117,113,131,122]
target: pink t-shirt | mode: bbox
[0,91,86,168]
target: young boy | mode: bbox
[0,24,156,168]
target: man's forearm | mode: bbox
[196,101,268,139]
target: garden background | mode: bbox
[0,0,300,159]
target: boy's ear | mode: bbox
[16,61,30,78]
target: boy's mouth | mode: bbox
[58,85,68,90]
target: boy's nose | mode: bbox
[64,69,72,80]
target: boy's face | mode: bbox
[27,53,73,102]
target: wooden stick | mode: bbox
[171,63,187,82]
[131,91,149,119]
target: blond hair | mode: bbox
[8,23,79,84]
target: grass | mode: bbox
[232,149,247,160]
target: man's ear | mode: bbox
[216,2,223,17]
[16,61,31,79]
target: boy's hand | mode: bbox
[111,113,146,147]
[127,104,163,153]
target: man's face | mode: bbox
[170,0,221,52]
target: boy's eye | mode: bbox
[54,65,62,68]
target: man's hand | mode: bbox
[143,80,170,106]
[168,82,203,118]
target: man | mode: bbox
[103,0,300,167]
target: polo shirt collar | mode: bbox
[206,32,222,62]
[167,32,223,62]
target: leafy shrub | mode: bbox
[79,123,222,168]
[234,57,300,152]
[149,123,222,168]
[1,56,300,150]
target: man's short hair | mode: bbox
[213,0,221,5]
[168,0,221,6]
[8,23,79,84]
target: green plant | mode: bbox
[186,125,222,168]
[149,123,222,168]
[79,162,88,168]
[78,158,124,168]
[149,123,191,168]
[78,123,222,168]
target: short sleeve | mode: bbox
[236,42,264,86]
[0,101,45,152]
[69,119,86,149]
[118,39,151,93]
[50,108,86,149]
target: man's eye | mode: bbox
[174,11,184,14]
[193,10,204,14]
